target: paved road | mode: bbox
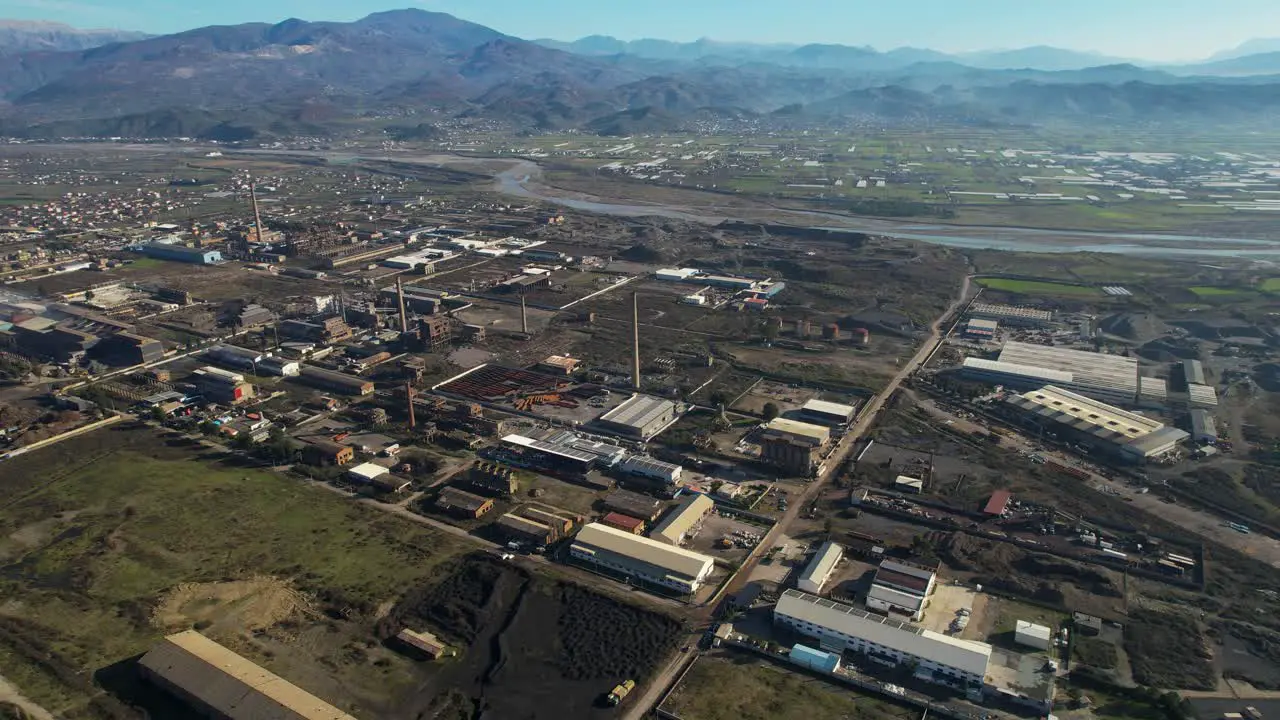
[624,274,975,720]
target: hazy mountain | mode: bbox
[1166,52,1280,77]
[957,46,1134,71]
[1,9,1278,140]
[1209,38,1280,61]
[0,20,147,55]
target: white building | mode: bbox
[650,494,714,546]
[866,559,937,621]
[1015,621,1052,651]
[1004,385,1188,462]
[347,462,390,484]
[570,523,714,594]
[962,341,1167,408]
[797,541,843,594]
[775,590,990,691]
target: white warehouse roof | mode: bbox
[801,399,857,421]
[797,541,843,594]
[650,494,714,545]
[961,357,1074,385]
[776,590,992,678]
[764,418,831,445]
[572,523,713,581]
[998,342,1139,398]
[346,462,390,482]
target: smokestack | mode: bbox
[406,382,416,429]
[249,180,265,245]
[521,294,529,335]
[632,291,641,391]
[396,277,409,334]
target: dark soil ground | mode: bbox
[383,556,683,720]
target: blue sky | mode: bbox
[2,0,1277,61]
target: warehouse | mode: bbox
[347,462,390,484]
[1190,409,1218,444]
[797,541,843,594]
[650,494,715,546]
[1187,383,1219,408]
[501,433,597,475]
[1015,621,1052,651]
[966,302,1052,327]
[137,242,223,265]
[297,365,375,396]
[1183,359,1206,387]
[601,512,646,534]
[189,366,255,405]
[789,644,842,673]
[866,559,937,621]
[618,455,683,485]
[655,268,700,281]
[602,489,665,522]
[138,630,356,719]
[596,394,679,439]
[799,398,858,426]
[968,341,1167,407]
[569,522,715,594]
[435,487,495,518]
[964,318,999,342]
[494,513,556,546]
[774,590,991,691]
[1004,385,1188,462]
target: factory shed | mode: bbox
[800,398,857,425]
[1183,360,1206,387]
[764,417,831,446]
[1187,383,1218,408]
[1190,409,1218,444]
[602,490,665,522]
[347,463,390,484]
[619,455,683,484]
[984,490,1012,516]
[297,366,374,396]
[494,513,555,545]
[569,522,714,594]
[650,494,715,546]
[138,630,356,719]
[601,512,646,534]
[797,541,843,595]
[596,395,679,439]
[435,487,494,518]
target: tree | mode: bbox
[762,402,780,421]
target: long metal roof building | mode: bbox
[775,590,992,678]
[138,630,356,720]
[570,522,714,593]
[650,493,714,545]
[1005,385,1187,459]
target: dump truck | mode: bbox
[606,679,635,706]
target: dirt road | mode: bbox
[0,673,55,720]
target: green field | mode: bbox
[0,423,466,717]
[662,653,915,720]
[1189,286,1255,299]
[1260,278,1280,292]
[977,278,1101,297]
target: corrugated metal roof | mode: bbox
[347,463,389,481]
[139,631,356,720]
[776,590,991,677]
[962,357,1075,385]
[650,494,714,545]
[801,398,857,420]
[501,434,597,464]
[572,523,713,580]
[798,541,842,590]
[599,395,676,431]
[764,418,830,445]
[868,583,926,612]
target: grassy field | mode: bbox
[661,653,915,720]
[1262,278,1280,293]
[0,423,468,718]
[977,278,1101,297]
[1189,286,1256,299]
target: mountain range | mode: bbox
[2,10,1280,141]
[0,20,147,55]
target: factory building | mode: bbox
[964,318,999,342]
[966,302,1052,327]
[797,541,843,595]
[618,455,683,486]
[650,494,714,546]
[655,268,700,282]
[205,344,265,372]
[189,366,255,405]
[596,395,679,439]
[435,487,495,519]
[774,590,991,692]
[962,341,1167,408]
[602,489,665,523]
[1003,385,1188,462]
[136,242,223,265]
[501,434,597,476]
[94,331,165,366]
[297,366,374,396]
[258,356,300,377]
[138,630,356,720]
[347,462,390,484]
[1187,383,1219,408]
[760,417,831,477]
[867,559,937,622]
[280,317,353,344]
[1183,360,1206,387]
[601,512,646,534]
[302,439,354,466]
[570,522,715,595]
[495,513,557,546]
[800,398,858,426]
[1190,409,1218,444]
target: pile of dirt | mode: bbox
[378,556,508,645]
[1099,312,1168,342]
[151,577,313,633]
[557,584,681,681]
[1137,337,1200,362]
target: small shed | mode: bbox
[1015,620,1052,651]
[789,644,841,673]
[601,512,645,535]
[347,462,390,484]
[395,628,448,659]
[895,475,923,493]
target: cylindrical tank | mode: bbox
[822,323,840,340]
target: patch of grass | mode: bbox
[663,654,915,720]
[977,278,1100,297]
[0,424,467,715]
[1259,278,1280,293]
[1189,286,1255,299]
[1072,636,1119,669]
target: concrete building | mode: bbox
[570,522,715,595]
[297,366,374,396]
[602,490,665,523]
[1190,409,1218,444]
[494,513,556,546]
[189,366,255,405]
[963,342,1167,408]
[1015,621,1052,651]
[867,559,937,622]
[760,417,831,477]
[618,455,683,485]
[137,242,223,265]
[435,487,495,519]
[775,590,990,692]
[964,318,999,342]
[800,398,858,426]
[1004,385,1188,462]
[596,395,679,439]
[302,439,354,466]
[138,630,356,719]
[347,462,390,484]
[650,494,715,546]
[967,302,1052,327]
[601,512,646,534]
[797,541,843,595]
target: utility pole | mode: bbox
[632,291,641,391]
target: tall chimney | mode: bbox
[249,180,265,245]
[405,382,416,429]
[521,294,529,335]
[396,277,409,334]
[632,291,641,391]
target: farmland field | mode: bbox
[976,278,1100,297]
[1261,278,1280,292]
[1189,286,1255,299]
